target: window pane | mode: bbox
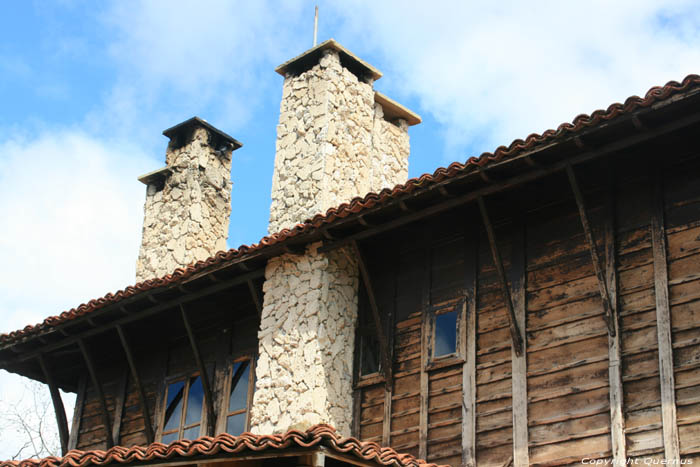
[161,431,179,444]
[434,311,457,357]
[227,412,246,436]
[163,381,185,432]
[185,376,204,425]
[183,425,200,440]
[360,333,380,375]
[229,361,250,412]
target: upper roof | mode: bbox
[1,73,700,350]
[276,39,383,81]
[0,425,446,467]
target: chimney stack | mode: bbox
[136,117,242,282]
[251,40,419,436]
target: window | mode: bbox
[434,309,458,357]
[359,333,380,376]
[221,358,256,435]
[161,374,205,443]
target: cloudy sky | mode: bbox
[1,0,699,457]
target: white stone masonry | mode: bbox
[136,126,233,282]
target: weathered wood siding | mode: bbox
[355,148,700,465]
[72,287,260,450]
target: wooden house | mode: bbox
[1,40,699,467]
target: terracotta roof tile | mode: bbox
[0,425,446,467]
[1,73,699,347]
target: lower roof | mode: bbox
[0,425,446,467]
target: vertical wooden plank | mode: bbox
[78,338,113,448]
[153,345,169,441]
[651,172,680,462]
[382,256,397,446]
[605,170,627,463]
[214,328,231,435]
[37,354,69,454]
[67,375,86,451]
[419,236,431,460]
[509,220,529,467]
[111,366,129,445]
[116,324,154,443]
[462,224,477,467]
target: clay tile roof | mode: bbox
[1,73,700,348]
[0,425,447,467]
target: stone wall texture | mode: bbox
[136,126,232,282]
[268,50,410,234]
[253,49,413,436]
[250,243,358,435]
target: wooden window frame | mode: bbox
[157,371,208,442]
[216,355,256,435]
[425,298,465,371]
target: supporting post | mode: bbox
[111,366,128,445]
[247,279,263,318]
[37,353,69,455]
[67,376,86,451]
[181,304,216,435]
[419,236,431,461]
[78,338,114,448]
[604,169,627,463]
[650,172,680,462]
[477,196,523,356]
[565,164,616,336]
[116,324,154,443]
[462,225,477,467]
[351,240,392,386]
[509,221,529,467]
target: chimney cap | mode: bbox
[275,38,382,82]
[162,116,243,150]
[374,91,422,126]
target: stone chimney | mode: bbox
[251,40,420,436]
[135,117,242,282]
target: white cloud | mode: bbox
[0,129,152,457]
[328,0,700,161]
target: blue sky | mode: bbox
[1,0,700,457]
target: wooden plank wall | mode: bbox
[355,149,700,465]
[72,292,260,449]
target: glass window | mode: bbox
[434,310,458,357]
[160,375,205,442]
[224,360,253,436]
[360,333,380,376]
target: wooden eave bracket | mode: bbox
[351,240,392,386]
[565,163,617,336]
[477,196,524,356]
[38,353,69,455]
[78,338,115,448]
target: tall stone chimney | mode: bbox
[251,40,420,436]
[136,117,242,282]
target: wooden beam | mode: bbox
[509,221,529,467]
[247,279,263,318]
[419,238,431,461]
[37,353,69,455]
[7,268,265,364]
[116,324,154,443]
[78,338,113,448]
[382,255,398,446]
[67,375,86,451]
[180,304,216,435]
[650,172,680,462]
[111,366,128,445]
[565,164,616,336]
[477,196,523,356]
[603,168,626,464]
[351,240,392,386]
[462,226,477,467]
[317,109,700,255]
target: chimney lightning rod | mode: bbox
[313,6,318,46]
